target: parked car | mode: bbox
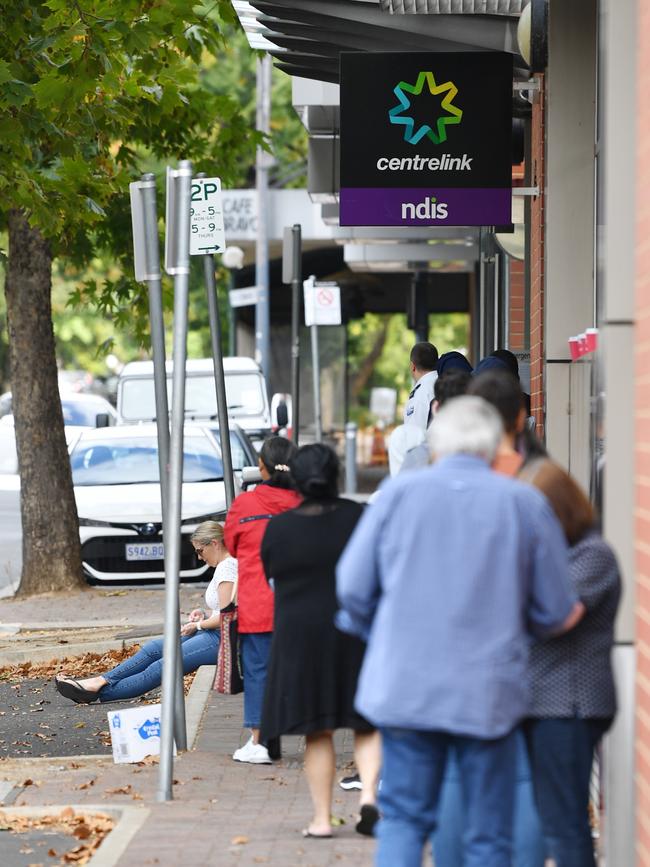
[210,422,259,477]
[0,392,117,477]
[116,357,275,446]
[68,423,240,585]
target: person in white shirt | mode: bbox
[54,521,236,703]
[403,342,439,430]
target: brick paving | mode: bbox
[3,689,403,867]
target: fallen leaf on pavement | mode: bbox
[104,785,132,795]
[74,723,86,729]
[231,836,249,845]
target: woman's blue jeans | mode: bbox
[98,630,220,702]
[240,632,272,728]
[525,717,609,867]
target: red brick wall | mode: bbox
[529,77,546,436]
[636,1,650,862]
[508,258,526,351]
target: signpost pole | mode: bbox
[130,173,187,769]
[158,160,192,802]
[255,54,272,379]
[139,175,170,510]
[203,254,235,508]
[193,173,235,509]
[310,322,322,443]
[290,225,302,444]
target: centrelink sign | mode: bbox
[340,52,513,227]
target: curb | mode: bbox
[185,664,215,749]
[0,803,151,867]
[0,637,145,666]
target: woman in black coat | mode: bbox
[260,444,380,840]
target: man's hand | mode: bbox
[180,621,199,637]
[188,608,205,622]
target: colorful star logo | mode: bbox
[389,72,463,145]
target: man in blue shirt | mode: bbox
[337,396,582,867]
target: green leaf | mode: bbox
[32,73,70,107]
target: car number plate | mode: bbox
[125,542,165,562]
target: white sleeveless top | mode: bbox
[205,557,237,614]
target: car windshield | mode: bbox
[210,430,252,471]
[70,435,223,486]
[120,373,266,421]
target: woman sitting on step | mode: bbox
[54,521,236,704]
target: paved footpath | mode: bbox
[0,588,432,866]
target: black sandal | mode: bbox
[355,804,380,837]
[54,676,99,704]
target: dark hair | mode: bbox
[289,444,339,499]
[519,459,595,545]
[467,370,524,435]
[260,435,298,489]
[434,370,471,407]
[437,351,473,376]
[491,349,519,379]
[410,342,438,372]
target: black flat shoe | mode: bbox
[54,677,99,704]
[355,804,380,837]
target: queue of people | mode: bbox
[54,348,621,866]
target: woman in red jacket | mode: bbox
[224,435,300,764]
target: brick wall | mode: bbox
[529,77,546,436]
[636,1,650,862]
[508,258,526,351]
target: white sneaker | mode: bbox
[232,736,272,764]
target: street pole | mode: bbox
[130,172,186,763]
[310,323,322,443]
[158,160,192,802]
[255,54,271,380]
[203,253,236,508]
[290,224,301,443]
[228,268,237,357]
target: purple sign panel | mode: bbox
[340,187,512,228]
[340,53,513,228]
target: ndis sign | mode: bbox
[340,52,513,227]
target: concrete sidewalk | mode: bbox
[1,680,380,866]
[0,587,397,866]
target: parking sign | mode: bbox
[190,177,226,256]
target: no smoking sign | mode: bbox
[304,278,342,326]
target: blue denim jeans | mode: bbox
[432,730,545,867]
[377,726,518,867]
[99,630,220,702]
[240,632,272,728]
[525,717,610,867]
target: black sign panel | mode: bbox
[340,52,513,226]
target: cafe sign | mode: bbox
[340,52,513,227]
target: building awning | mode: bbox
[233,0,528,86]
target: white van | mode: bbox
[117,357,272,444]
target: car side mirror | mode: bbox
[275,401,289,429]
[95,413,110,428]
[241,466,262,490]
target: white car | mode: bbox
[68,423,236,584]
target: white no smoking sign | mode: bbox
[304,277,342,326]
[190,177,226,256]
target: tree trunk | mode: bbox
[5,210,85,594]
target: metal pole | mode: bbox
[142,174,187,756]
[158,160,192,802]
[203,253,236,508]
[140,174,169,506]
[290,224,301,443]
[311,323,322,442]
[228,269,237,357]
[344,422,357,495]
[255,54,272,379]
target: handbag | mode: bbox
[214,600,243,695]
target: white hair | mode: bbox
[428,395,503,462]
